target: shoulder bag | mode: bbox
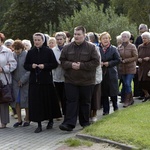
[0,69,14,104]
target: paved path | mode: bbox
[0,97,141,150]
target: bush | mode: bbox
[59,3,137,45]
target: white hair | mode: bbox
[116,35,121,40]
[121,31,131,38]
[22,39,32,49]
[141,31,150,40]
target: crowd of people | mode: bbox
[0,24,150,133]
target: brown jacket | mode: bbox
[59,41,100,86]
[118,42,138,74]
[138,42,150,81]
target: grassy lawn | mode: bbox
[82,101,150,149]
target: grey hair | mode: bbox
[121,31,131,38]
[141,31,150,40]
[139,24,148,31]
[55,32,66,40]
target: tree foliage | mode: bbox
[59,3,137,45]
[0,0,14,31]
[111,0,150,26]
[2,0,94,40]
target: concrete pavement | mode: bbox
[0,97,141,150]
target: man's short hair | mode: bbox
[74,26,86,34]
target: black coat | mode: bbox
[24,46,61,122]
[100,45,120,96]
[24,46,58,84]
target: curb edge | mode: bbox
[76,133,138,150]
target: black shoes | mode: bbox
[34,127,42,133]
[13,121,22,128]
[13,121,30,128]
[59,124,73,131]
[46,122,53,129]
[23,122,30,127]
[103,112,109,116]
[82,124,90,129]
[142,96,150,102]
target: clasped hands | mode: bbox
[138,57,150,63]
[72,62,80,70]
[32,63,44,69]
[101,62,109,67]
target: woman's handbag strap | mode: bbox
[2,68,9,84]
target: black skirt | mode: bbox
[91,83,101,110]
[28,83,62,122]
[139,81,150,93]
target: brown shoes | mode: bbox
[123,92,134,107]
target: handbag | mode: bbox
[147,70,150,77]
[0,69,14,104]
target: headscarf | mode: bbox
[33,32,45,44]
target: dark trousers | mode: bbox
[102,96,118,114]
[63,83,94,128]
[54,82,66,115]
[133,72,144,97]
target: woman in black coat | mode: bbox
[24,33,61,133]
[99,32,120,115]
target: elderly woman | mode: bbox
[100,32,120,115]
[11,40,30,127]
[52,32,66,116]
[24,32,61,133]
[137,32,150,102]
[135,24,148,48]
[22,39,32,51]
[4,39,14,51]
[48,37,56,49]
[88,32,102,122]
[118,31,138,107]
[0,33,17,128]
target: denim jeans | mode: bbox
[122,74,134,93]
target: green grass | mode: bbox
[64,138,93,147]
[82,101,150,149]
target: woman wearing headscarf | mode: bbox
[24,32,61,133]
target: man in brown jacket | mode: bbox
[59,26,100,131]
